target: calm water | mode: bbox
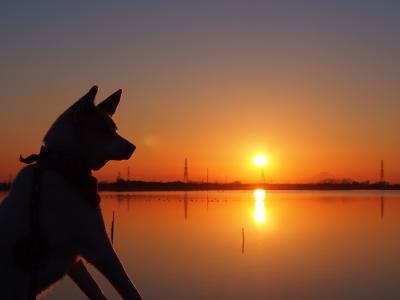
[2,190,400,300]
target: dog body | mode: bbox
[0,87,141,299]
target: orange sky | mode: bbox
[1,1,400,183]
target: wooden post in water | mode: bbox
[242,227,245,254]
[111,210,115,245]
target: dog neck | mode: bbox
[20,146,101,207]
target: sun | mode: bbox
[253,154,267,167]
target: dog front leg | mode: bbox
[68,259,108,300]
[82,242,142,300]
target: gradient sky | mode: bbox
[1,0,400,183]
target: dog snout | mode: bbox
[126,142,136,157]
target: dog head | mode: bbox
[44,86,136,170]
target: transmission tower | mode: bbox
[184,158,189,183]
[380,160,385,183]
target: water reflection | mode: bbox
[184,192,188,221]
[253,189,266,223]
[5,190,400,300]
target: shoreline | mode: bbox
[1,181,399,192]
[98,181,400,192]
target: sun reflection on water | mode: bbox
[254,189,266,223]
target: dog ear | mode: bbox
[73,86,98,123]
[97,89,122,116]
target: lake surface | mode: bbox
[2,190,400,300]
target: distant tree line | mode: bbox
[0,179,398,192]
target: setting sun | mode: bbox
[253,154,267,167]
